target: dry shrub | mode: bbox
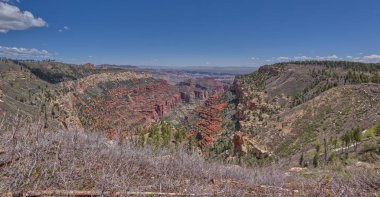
[1,115,379,196]
[0,116,285,195]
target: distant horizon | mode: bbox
[3,57,380,69]
[1,0,380,67]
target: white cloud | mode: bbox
[325,54,339,59]
[294,56,312,60]
[0,0,18,2]
[260,54,342,62]
[0,45,51,59]
[283,55,340,61]
[276,56,290,61]
[281,54,380,63]
[259,54,380,64]
[0,2,46,33]
[362,54,380,61]
[58,25,69,32]
[314,54,339,60]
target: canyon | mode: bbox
[1,60,380,196]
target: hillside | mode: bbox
[0,59,232,137]
[233,61,380,160]
[0,59,76,122]
[0,59,143,130]
[2,59,379,156]
[1,60,380,195]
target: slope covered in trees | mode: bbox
[233,61,380,162]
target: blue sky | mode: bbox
[0,0,380,67]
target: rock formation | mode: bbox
[185,94,227,148]
[179,77,225,103]
[71,77,182,136]
[232,132,269,158]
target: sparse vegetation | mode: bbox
[1,115,379,195]
[1,59,380,195]
[0,115,288,195]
